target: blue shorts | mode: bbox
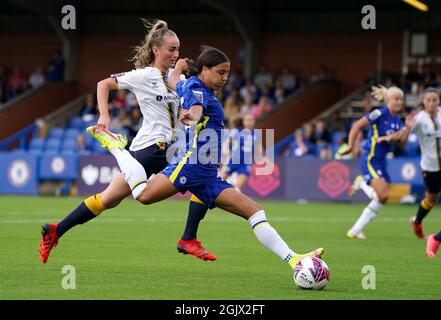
[360,154,390,185]
[161,156,233,209]
[225,163,251,176]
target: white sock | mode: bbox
[111,149,147,199]
[248,210,295,262]
[349,199,383,234]
[359,179,377,200]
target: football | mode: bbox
[293,256,330,290]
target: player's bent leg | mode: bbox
[39,173,132,264]
[100,172,132,208]
[177,195,216,261]
[412,192,438,238]
[347,178,388,240]
[214,188,324,269]
[136,173,178,205]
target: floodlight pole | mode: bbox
[11,0,80,82]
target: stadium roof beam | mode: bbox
[10,0,80,82]
[199,0,265,79]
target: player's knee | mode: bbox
[137,193,153,205]
[378,191,388,204]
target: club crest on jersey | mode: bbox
[151,82,158,88]
[179,176,187,185]
[192,90,203,103]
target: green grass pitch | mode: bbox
[1,195,440,300]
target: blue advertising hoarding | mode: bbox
[0,152,38,195]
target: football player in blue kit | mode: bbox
[341,85,415,239]
[87,46,324,273]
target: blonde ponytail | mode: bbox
[129,19,177,69]
[370,84,388,102]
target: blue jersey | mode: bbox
[176,76,224,173]
[362,106,403,163]
[161,75,233,208]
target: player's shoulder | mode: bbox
[367,107,385,121]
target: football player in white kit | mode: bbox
[408,88,441,257]
[39,19,182,263]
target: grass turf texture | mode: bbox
[0,195,440,300]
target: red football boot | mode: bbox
[39,224,59,264]
[177,238,217,261]
[410,216,424,239]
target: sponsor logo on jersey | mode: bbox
[192,90,203,103]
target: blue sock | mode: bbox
[435,231,441,242]
[57,202,96,238]
[182,201,209,240]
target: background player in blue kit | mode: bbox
[221,112,262,191]
[87,46,324,273]
[340,85,415,239]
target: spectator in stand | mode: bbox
[274,81,286,105]
[310,64,331,83]
[28,66,46,89]
[125,91,139,111]
[110,108,131,131]
[81,94,98,121]
[335,136,352,160]
[239,78,257,103]
[311,120,332,159]
[46,49,65,81]
[287,128,315,157]
[7,66,27,97]
[228,68,245,90]
[109,89,128,117]
[126,106,143,143]
[240,95,254,116]
[254,65,273,93]
[224,87,242,126]
[252,96,272,120]
[421,65,437,87]
[258,85,275,106]
[76,134,88,152]
[276,66,296,95]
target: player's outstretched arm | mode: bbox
[96,78,119,129]
[339,117,369,156]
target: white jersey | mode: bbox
[112,67,181,151]
[411,107,441,172]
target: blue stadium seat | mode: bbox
[48,127,65,139]
[29,138,45,151]
[84,133,95,149]
[331,131,347,146]
[83,116,98,129]
[93,140,107,154]
[403,134,420,157]
[45,138,61,151]
[65,128,80,140]
[62,138,78,151]
[61,149,77,155]
[69,116,84,129]
[77,149,92,156]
